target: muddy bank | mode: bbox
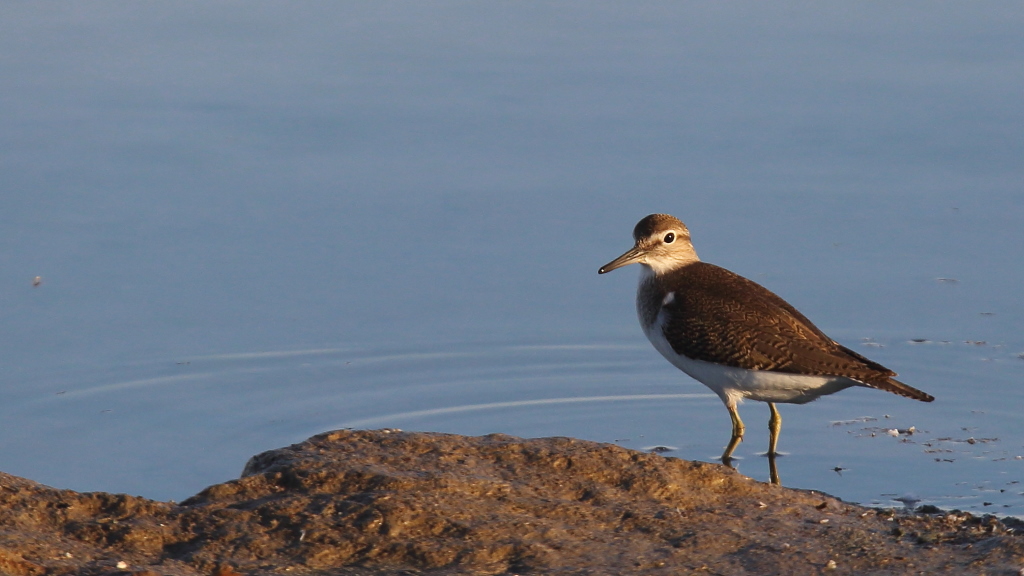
[1,429,1022,575]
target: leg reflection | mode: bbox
[768,451,780,485]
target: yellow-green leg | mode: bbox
[722,403,745,463]
[768,402,782,456]
[768,402,782,485]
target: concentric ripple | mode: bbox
[0,339,1020,516]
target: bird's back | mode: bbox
[648,262,933,402]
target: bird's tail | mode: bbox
[865,377,934,403]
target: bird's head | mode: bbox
[599,214,699,276]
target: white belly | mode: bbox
[642,316,857,407]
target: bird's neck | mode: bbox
[643,248,700,276]
[636,269,660,329]
[635,264,682,329]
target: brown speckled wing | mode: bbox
[659,263,933,402]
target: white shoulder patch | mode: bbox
[661,291,676,307]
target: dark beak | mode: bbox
[599,245,645,274]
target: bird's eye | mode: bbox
[664,232,675,244]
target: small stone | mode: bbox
[116,560,128,569]
[826,559,837,570]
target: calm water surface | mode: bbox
[1,3,1022,513]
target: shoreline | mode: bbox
[1,429,1022,575]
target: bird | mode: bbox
[599,213,933,481]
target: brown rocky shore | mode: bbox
[1,429,1022,575]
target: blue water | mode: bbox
[1,3,1022,514]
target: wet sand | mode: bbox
[1,429,1022,575]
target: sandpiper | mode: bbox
[599,214,933,480]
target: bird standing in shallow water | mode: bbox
[599,214,933,483]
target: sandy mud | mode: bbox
[1,429,1022,575]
